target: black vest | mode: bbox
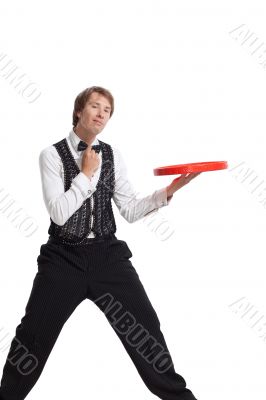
[48,138,117,245]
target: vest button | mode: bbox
[88,190,92,194]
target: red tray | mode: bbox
[153,161,228,176]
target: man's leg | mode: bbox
[0,242,88,400]
[86,239,198,400]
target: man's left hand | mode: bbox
[166,172,202,199]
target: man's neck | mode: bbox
[73,126,97,147]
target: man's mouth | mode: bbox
[93,120,103,125]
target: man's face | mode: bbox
[76,92,112,134]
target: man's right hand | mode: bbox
[81,146,100,178]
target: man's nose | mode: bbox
[97,110,105,118]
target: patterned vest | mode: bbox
[48,138,117,245]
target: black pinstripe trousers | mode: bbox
[0,234,197,400]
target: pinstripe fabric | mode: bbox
[0,236,197,400]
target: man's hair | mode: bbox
[72,86,114,127]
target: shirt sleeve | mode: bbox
[112,148,173,223]
[39,147,97,226]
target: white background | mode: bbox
[0,1,266,399]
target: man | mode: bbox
[0,86,200,399]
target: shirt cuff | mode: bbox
[154,187,173,208]
[72,172,97,197]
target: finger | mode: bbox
[193,172,202,178]
[188,172,201,179]
[172,175,184,183]
[182,174,189,179]
[181,174,190,182]
[184,173,199,183]
[190,173,200,179]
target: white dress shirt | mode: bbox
[39,129,172,238]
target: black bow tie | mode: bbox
[77,140,101,153]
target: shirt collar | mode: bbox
[68,128,99,157]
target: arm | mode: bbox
[112,148,173,223]
[39,147,97,226]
